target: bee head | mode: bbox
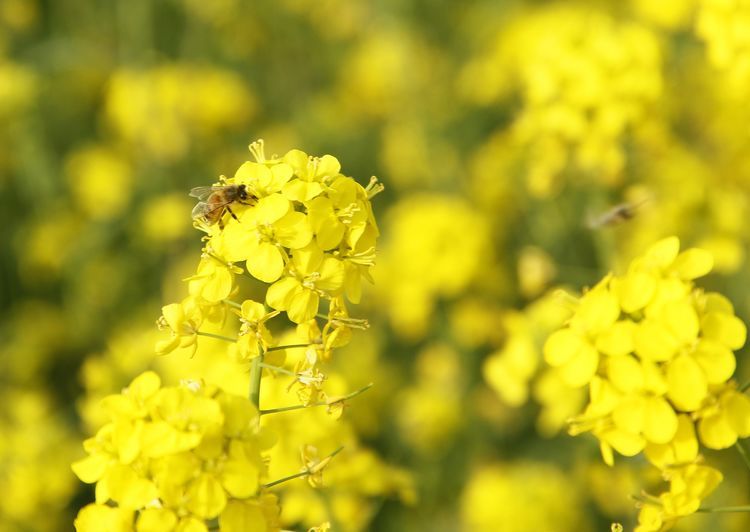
[237,184,248,200]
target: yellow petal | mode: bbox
[643,397,678,444]
[670,248,714,279]
[287,288,319,324]
[254,193,290,224]
[661,300,699,344]
[607,355,644,393]
[220,458,259,499]
[104,464,159,510]
[186,473,227,519]
[634,320,679,362]
[137,509,178,532]
[316,257,345,293]
[645,414,698,469]
[544,329,584,367]
[266,277,300,311]
[75,504,133,532]
[559,342,599,388]
[698,412,736,449]
[176,517,208,532]
[602,427,645,457]
[274,211,313,249]
[693,340,736,385]
[644,236,680,269]
[701,312,747,350]
[268,163,293,190]
[71,453,109,484]
[725,391,750,438]
[240,299,266,322]
[596,320,636,357]
[234,161,271,187]
[613,396,645,434]
[246,242,284,283]
[140,421,202,457]
[219,500,268,532]
[571,285,620,334]
[666,355,708,412]
[617,270,657,313]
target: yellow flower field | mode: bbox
[3,0,750,530]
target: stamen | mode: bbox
[249,139,266,162]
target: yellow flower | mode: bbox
[697,385,750,449]
[155,297,203,356]
[187,256,240,304]
[547,237,748,465]
[635,464,723,532]
[234,300,278,362]
[216,192,313,283]
[74,504,133,532]
[282,149,340,201]
[234,160,293,198]
[72,373,275,529]
[266,243,345,323]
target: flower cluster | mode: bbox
[72,371,279,531]
[697,0,750,87]
[74,140,385,530]
[460,5,661,196]
[105,66,256,162]
[156,140,381,402]
[543,236,749,530]
[483,293,586,437]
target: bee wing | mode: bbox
[189,185,223,200]
[191,201,211,219]
[192,198,233,220]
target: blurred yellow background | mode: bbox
[4,0,750,530]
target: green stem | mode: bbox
[196,331,237,343]
[697,506,750,513]
[740,381,750,393]
[249,353,263,409]
[260,383,373,415]
[258,362,297,377]
[223,299,242,310]
[262,447,344,489]
[266,343,311,352]
[736,440,750,472]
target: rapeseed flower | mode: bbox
[545,236,750,529]
[72,371,277,531]
[72,140,388,530]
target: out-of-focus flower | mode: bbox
[376,194,490,340]
[65,145,133,220]
[460,6,661,195]
[461,462,591,532]
[105,65,256,161]
[396,344,463,454]
[697,0,750,89]
[0,388,78,531]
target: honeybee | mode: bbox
[190,183,257,227]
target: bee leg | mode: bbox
[226,205,240,222]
